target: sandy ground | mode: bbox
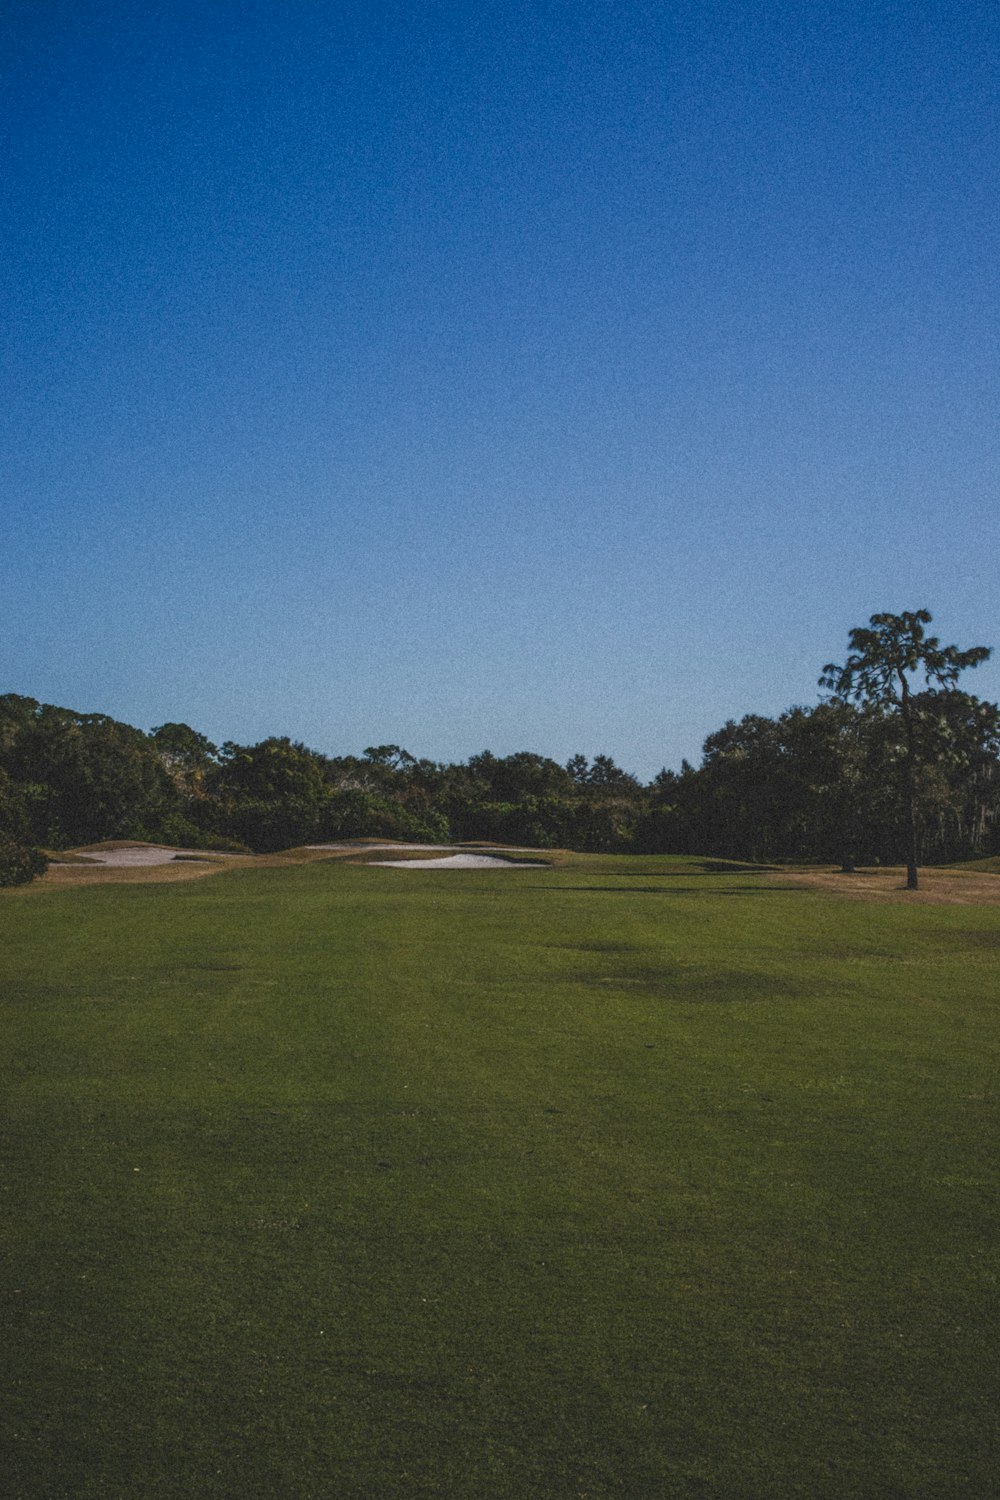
[34,839,548,888]
[773,866,1000,905]
[34,842,249,888]
[68,844,238,867]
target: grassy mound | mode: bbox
[943,854,1000,874]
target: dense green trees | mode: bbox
[821,610,991,888]
[0,695,174,847]
[2,618,998,874]
[634,691,1000,871]
[636,706,876,863]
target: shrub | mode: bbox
[322,791,450,845]
[153,812,251,853]
[0,836,48,887]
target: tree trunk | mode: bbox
[904,792,919,889]
[899,679,919,889]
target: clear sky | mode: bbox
[4,0,998,779]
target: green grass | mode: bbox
[945,854,1000,874]
[2,853,998,1498]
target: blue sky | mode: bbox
[4,0,998,778]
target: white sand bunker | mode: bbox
[73,844,225,867]
[371,852,540,869]
[61,839,542,872]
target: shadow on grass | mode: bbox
[697,859,782,875]
[576,969,804,1001]
[530,884,798,896]
[551,862,782,879]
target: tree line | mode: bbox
[1,612,996,884]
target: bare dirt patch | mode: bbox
[774,866,1000,905]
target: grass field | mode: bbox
[2,852,998,1498]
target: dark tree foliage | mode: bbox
[362,745,417,773]
[204,738,328,850]
[0,750,48,883]
[0,696,177,847]
[586,754,640,794]
[150,722,218,778]
[905,690,1000,864]
[0,834,48,886]
[821,610,991,888]
[566,754,589,785]
[633,691,1000,869]
[3,625,998,864]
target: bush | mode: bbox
[219,797,321,853]
[152,812,251,853]
[322,790,450,845]
[0,836,49,886]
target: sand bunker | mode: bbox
[370,852,540,869]
[71,845,227,867]
[54,840,545,880]
[308,842,544,868]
